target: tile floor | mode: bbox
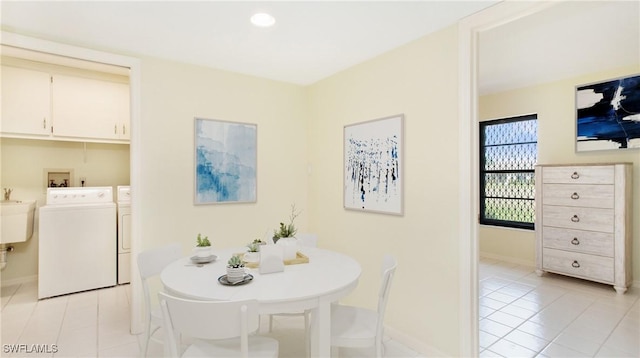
[2,259,637,357]
[479,257,640,357]
[0,281,421,357]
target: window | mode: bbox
[480,114,537,230]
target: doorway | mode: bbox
[1,31,143,333]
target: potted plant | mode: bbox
[226,255,246,283]
[244,240,261,263]
[273,205,300,260]
[193,233,211,258]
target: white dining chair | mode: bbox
[330,254,397,358]
[158,292,279,358]
[137,243,182,357]
[268,233,318,331]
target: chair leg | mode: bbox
[142,321,151,357]
[375,339,384,358]
[304,311,310,357]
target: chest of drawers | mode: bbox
[535,163,632,294]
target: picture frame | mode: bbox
[194,117,257,205]
[343,114,404,215]
[576,74,640,152]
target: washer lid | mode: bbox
[117,185,131,203]
[46,187,114,205]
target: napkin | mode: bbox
[259,245,284,274]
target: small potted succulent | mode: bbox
[193,233,211,258]
[226,255,246,283]
[244,240,261,263]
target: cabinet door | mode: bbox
[1,66,51,136]
[52,74,129,141]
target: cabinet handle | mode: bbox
[571,171,580,179]
[572,260,580,268]
[571,215,580,222]
[43,118,47,129]
[571,238,580,245]
[114,125,118,134]
[570,192,580,200]
[122,124,126,135]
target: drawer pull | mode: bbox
[571,238,580,245]
[572,260,580,268]
[570,192,580,200]
[571,172,580,179]
[571,215,580,222]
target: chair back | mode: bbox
[137,243,182,317]
[159,292,259,358]
[296,233,318,247]
[375,255,397,338]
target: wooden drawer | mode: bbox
[542,205,613,232]
[542,248,614,283]
[542,183,614,208]
[542,166,614,185]
[542,227,614,257]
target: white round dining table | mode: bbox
[160,246,361,357]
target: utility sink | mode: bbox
[1,200,36,244]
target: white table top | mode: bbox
[160,246,361,310]
[161,246,361,357]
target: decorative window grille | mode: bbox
[480,114,537,230]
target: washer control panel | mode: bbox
[46,187,114,205]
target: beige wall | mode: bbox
[0,138,130,281]
[479,65,640,282]
[307,25,460,355]
[137,58,310,254]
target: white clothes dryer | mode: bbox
[117,185,131,284]
[38,187,116,299]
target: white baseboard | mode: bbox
[0,274,37,288]
[384,324,448,357]
[481,252,640,291]
[479,251,534,267]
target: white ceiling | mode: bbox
[0,1,497,85]
[479,0,639,95]
[1,1,638,93]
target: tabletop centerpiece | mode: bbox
[244,239,262,263]
[273,204,301,260]
[226,255,246,283]
[193,233,211,258]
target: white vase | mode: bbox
[193,246,211,258]
[276,237,298,261]
[226,266,245,283]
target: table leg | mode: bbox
[309,300,331,357]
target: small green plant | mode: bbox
[272,204,301,243]
[196,233,211,247]
[247,242,261,252]
[227,255,244,268]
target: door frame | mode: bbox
[457,1,559,356]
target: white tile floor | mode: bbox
[479,257,640,358]
[3,260,637,358]
[0,282,421,357]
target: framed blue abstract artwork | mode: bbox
[194,118,257,204]
[576,74,640,152]
[344,114,404,215]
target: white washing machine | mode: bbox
[117,185,131,284]
[38,187,117,299]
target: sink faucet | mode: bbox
[3,188,12,201]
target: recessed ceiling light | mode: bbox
[250,13,276,28]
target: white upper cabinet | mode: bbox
[1,64,129,143]
[1,66,52,137]
[52,74,130,141]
